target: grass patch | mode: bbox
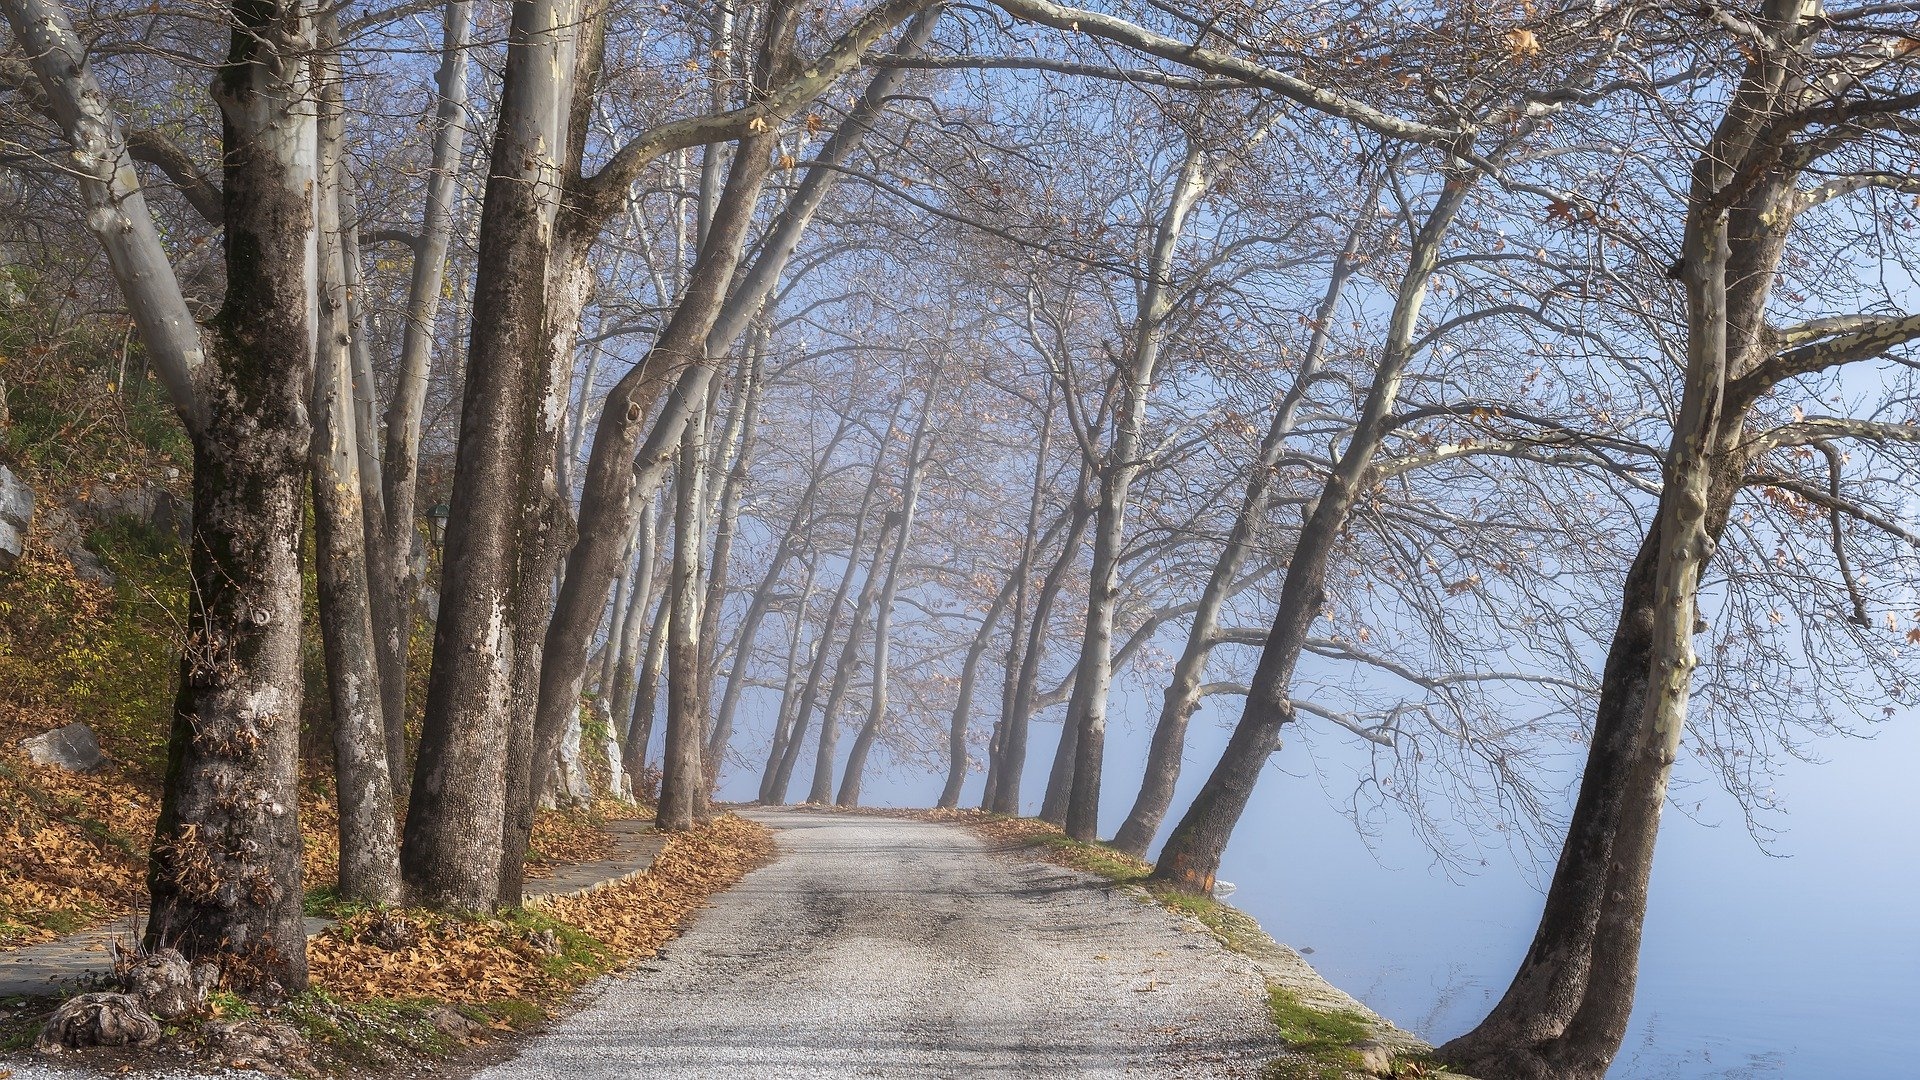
[1259,986,1375,1078]
[0,996,54,1053]
[280,989,543,1070]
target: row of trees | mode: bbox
[6,0,1920,1076]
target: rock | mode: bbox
[38,506,114,586]
[20,722,105,773]
[526,928,561,955]
[203,1018,308,1072]
[78,480,189,541]
[115,944,216,1019]
[1352,1039,1396,1076]
[36,992,162,1050]
[0,464,31,573]
[426,1005,480,1041]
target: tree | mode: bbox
[5,0,323,990]
[1442,6,1920,1075]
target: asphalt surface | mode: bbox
[474,809,1280,1078]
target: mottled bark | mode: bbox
[623,584,670,788]
[402,0,581,912]
[377,0,472,784]
[312,27,400,904]
[0,0,206,433]
[529,131,776,810]
[147,0,320,990]
[609,500,658,759]
[657,419,710,831]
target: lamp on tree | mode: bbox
[427,502,450,549]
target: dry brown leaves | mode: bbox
[540,815,773,956]
[308,815,773,1004]
[0,750,155,949]
[965,814,1068,849]
[524,796,656,878]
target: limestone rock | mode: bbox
[20,721,105,773]
[1352,1039,1396,1076]
[0,463,31,572]
[79,480,189,540]
[426,1005,481,1041]
[36,992,162,1050]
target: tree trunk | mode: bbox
[758,555,821,800]
[607,499,658,741]
[700,342,765,778]
[379,0,473,782]
[5,0,316,988]
[1151,176,1471,895]
[0,0,206,434]
[715,406,857,766]
[658,418,710,831]
[623,584,671,790]
[988,495,1091,816]
[838,387,938,805]
[980,399,1056,811]
[1060,147,1209,841]
[339,194,409,794]
[401,0,581,913]
[807,503,900,805]
[935,557,1024,809]
[529,132,776,811]
[1440,43,1817,1068]
[1109,219,1363,858]
[766,400,905,803]
[149,0,320,990]
[312,24,400,904]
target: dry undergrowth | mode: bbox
[307,815,774,1004]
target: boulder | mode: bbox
[79,480,189,541]
[0,463,31,572]
[36,993,162,1051]
[20,721,105,773]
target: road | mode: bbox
[475,809,1279,1078]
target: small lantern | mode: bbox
[427,502,451,549]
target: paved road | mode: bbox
[476,810,1279,1078]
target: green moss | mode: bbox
[1030,832,1152,884]
[500,908,617,982]
[1257,986,1383,1079]
[281,990,549,1070]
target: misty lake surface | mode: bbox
[803,693,1919,1078]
